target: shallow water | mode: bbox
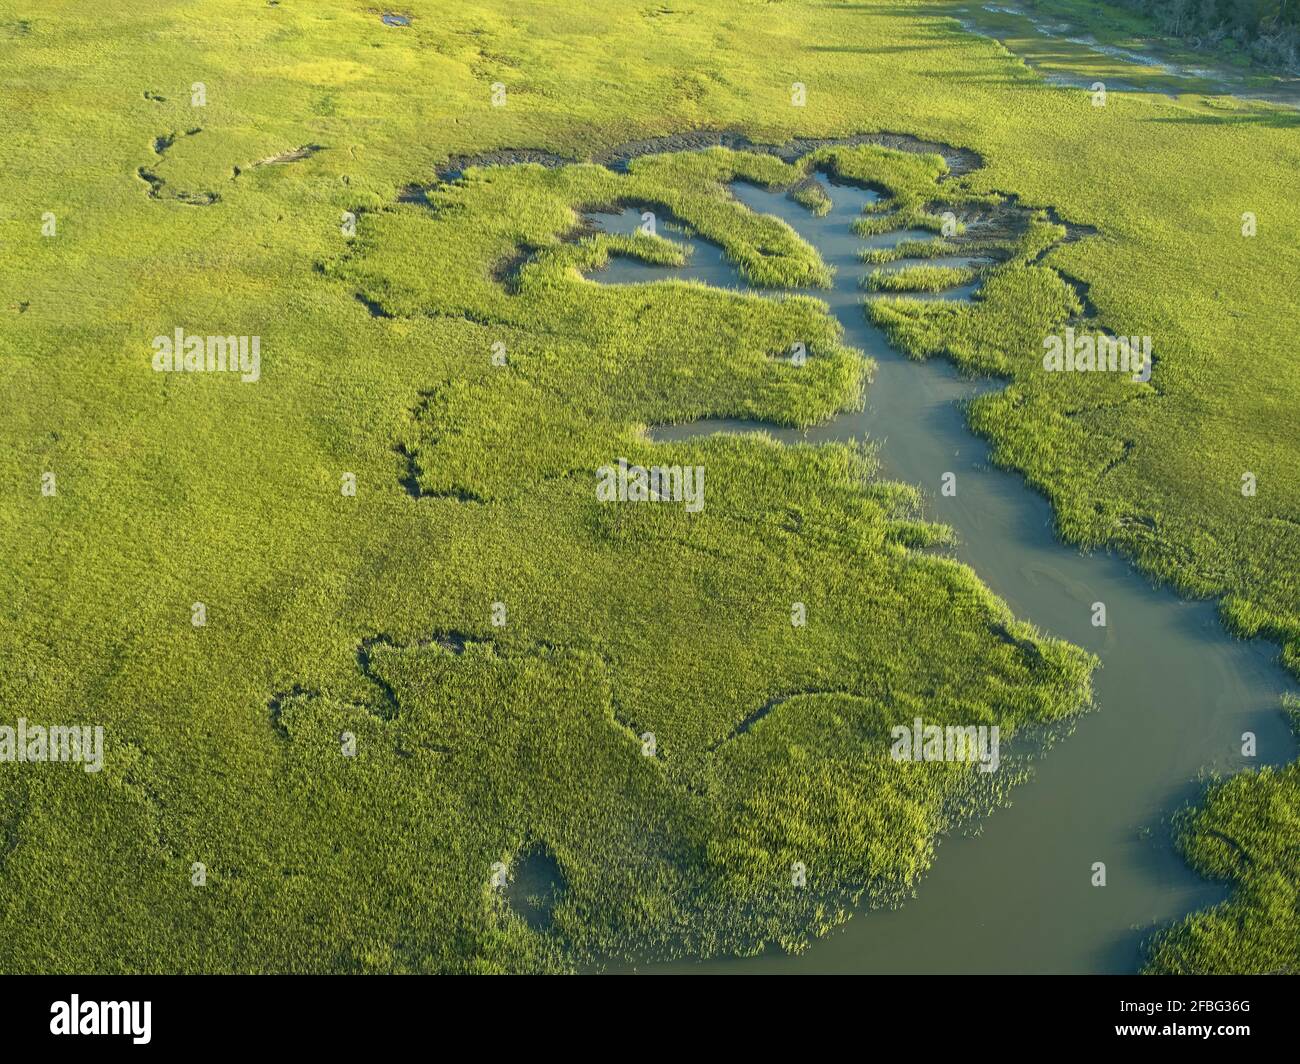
[589,176,1295,973]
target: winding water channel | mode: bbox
[587,175,1295,973]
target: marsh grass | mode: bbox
[860,238,961,264]
[1143,697,1300,974]
[864,264,981,292]
[2,0,1296,975]
[257,144,1099,968]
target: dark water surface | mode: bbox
[587,176,1295,973]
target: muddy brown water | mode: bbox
[583,175,1295,973]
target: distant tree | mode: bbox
[1105,0,1298,68]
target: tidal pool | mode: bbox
[589,174,1295,973]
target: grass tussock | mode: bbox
[864,264,980,293]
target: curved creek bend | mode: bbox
[587,176,1295,973]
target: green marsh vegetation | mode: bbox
[864,264,981,292]
[1144,698,1300,974]
[861,237,962,264]
[1,0,1297,973]
[849,145,1300,971]
[954,0,1300,99]
[311,141,1098,966]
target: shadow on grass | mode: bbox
[1146,108,1300,128]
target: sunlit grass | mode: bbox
[0,0,1295,974]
